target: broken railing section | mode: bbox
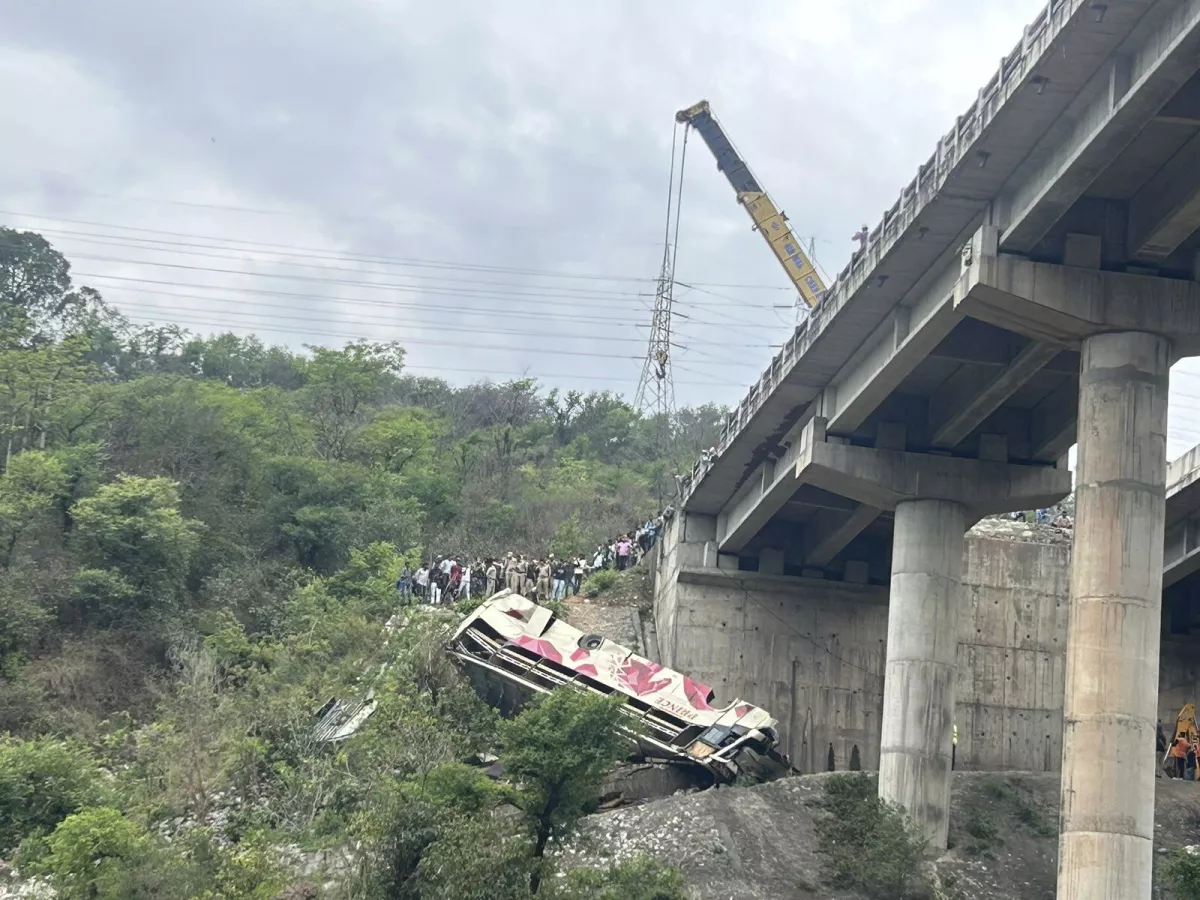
[447,591,793,784]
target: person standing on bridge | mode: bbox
[853,225,869,252]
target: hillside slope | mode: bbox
[567,772,1200,899]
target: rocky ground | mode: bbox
[560,599,643,650]
[565,771,1200,899]
[969,516,1072,545]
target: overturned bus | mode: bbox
[448,591,791,784]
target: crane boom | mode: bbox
[675,100,825,309]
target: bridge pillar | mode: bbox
[879,497,965,849]
[958,237,1200,898]
[786,417,1071,846]
[1058,331,1169,900]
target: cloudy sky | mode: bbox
[3,0,1199,457]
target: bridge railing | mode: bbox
[680,0,1083,504]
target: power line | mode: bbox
[63,252,797,315]
[122,307,643,362]
[33,189,746,246]
[1,210,794,291]
[114,297,772,353]
[79,278,781,348]
[65,253,668,304]
[90,279,633,328]
[112,299,660,346]
[115,311,742,390]
[51,233,659,299]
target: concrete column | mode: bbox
[1058,331,1170,900]
[878,498,966,849]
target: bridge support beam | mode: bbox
[1058,331,1169,900]
[880,497,964,850]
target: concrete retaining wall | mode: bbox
[955,534,1068,772]
[656,516,1072,773]
[655,512,1200,773]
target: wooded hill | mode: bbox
[0,226,719,899]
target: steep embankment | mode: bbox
[562,565,656,655]
[566,772,1200,900]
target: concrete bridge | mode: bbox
[657,2,1200,896]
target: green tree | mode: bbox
[549,511,588,560]
[0,323,94,463]
[500,690,628,893]
[324,541,408,616]
[361,407,442,474]
[301,340,405,461]
[71,474,203,614]
[182,331,306,389]
[0,449,68,564]
[265,456,422,573]
[47,442,106,536]
[0,227,72,327]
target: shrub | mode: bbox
[964,810,998,843]
[415,816,534,900]
[455,595,485,616]
[0,666,45,732]
[813,774,928,900]
[552,855,688,900]
[581,569,617,595]
[37,807,150,900]
[0,735,106,852]
[980,778,1011,801]
[960,808,1001,858]
[31,813,284,900]
[1164,847,1200,900]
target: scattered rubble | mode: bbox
[563,772,1200,900]
[970,515,1072,545]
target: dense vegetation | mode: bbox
[0,227,717,897]
[813,774,929,899]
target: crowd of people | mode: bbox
[396,513,670,607]
[1009,501,1073,529]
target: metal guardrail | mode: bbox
[679,0,1082,504]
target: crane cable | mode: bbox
[669,124,690,312]
[659,122,690,367]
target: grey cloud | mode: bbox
[1,0,1054,406]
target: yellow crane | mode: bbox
[675,100,826,310]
